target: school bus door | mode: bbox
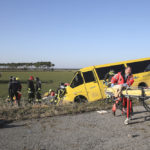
[82,71,103,101]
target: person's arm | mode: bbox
[19,83,22,91]
[127,75,134,86]
[111,73,119,84]
[32,82,35,92]
[27,80,31,92]
[39,81,42,89]
[36,82,40,91]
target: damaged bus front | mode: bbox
[63,66,104,104]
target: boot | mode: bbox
[124,118,130,125]
[112,103,116,116]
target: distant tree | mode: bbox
[0,61,55,70]
[52,64,55,67]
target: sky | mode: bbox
[0,0,150,68]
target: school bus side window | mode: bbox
[145,64,150,72]
[96,64,125,80]
[127,60,150,74]
[83,71,95,83]
[70,72,83,88]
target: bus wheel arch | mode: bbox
[138,82,148,88]
[74,95,88,103]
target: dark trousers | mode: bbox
[10,91,18,101]
[28,92,35,103]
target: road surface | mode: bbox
[0,106,150,150]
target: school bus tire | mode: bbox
[74,96,88,103]
[138,82,148,88]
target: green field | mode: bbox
[0,71,75,100]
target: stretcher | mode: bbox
[105,87,150,112]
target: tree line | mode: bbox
[0,62,55,71]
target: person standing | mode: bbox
[8,76,13,105]
[35,77,42,103]
[27,76,35,103]
[111,66,134,124]
[10,77,19,106]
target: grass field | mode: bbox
[0,70,75,100]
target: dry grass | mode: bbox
[0,97,142,122]
[0,100,111,121]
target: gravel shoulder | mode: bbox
[0,106,150,150]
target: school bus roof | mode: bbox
[80,57,150,72]
[80,66,95,72]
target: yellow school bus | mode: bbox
[63,57,150,103]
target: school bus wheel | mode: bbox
[138,82,148,88]
[74,95,88,103]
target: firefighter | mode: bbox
[10,77,20,106]
[54,82,67,105]
[8,76,13,104]
[27,76,35,103]
[35,77,42,103]
[111,66,134,124]
[16,77,22,91]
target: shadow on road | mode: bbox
[130,115,150,125]
[112,109,150,125]
[0,120,26,129]
[133,110,148,115]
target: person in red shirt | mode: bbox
[111,66,134,87]
[111,66,134,124]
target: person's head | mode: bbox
[13,77,16,81]
[125,66,132,76]
[60,82,64,86]
[35,77,39,81]
[9,76,13,81]
[29,76,34,80]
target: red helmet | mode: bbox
[29,76,34,80]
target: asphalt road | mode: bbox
[0,106,150,150]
